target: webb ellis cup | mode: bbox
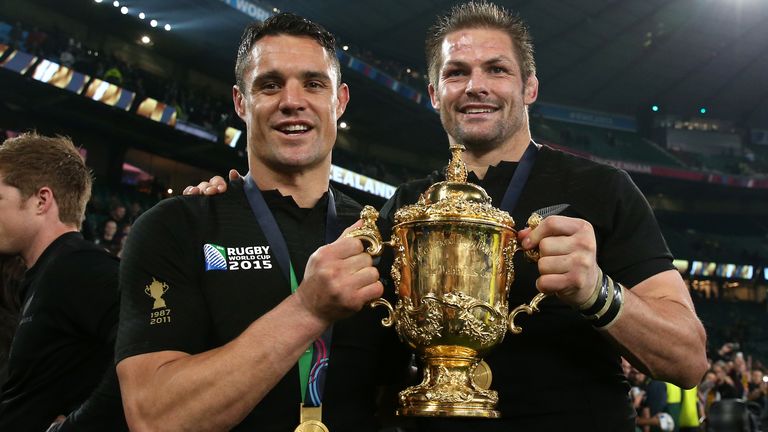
[349,144,547,418]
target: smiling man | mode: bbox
[115,13,405,432]
[379,2,707,431]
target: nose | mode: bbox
[465,69,489,98]
[278,80,306,113]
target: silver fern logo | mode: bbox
[204,244,228,271]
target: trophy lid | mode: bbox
[394,145,515,229]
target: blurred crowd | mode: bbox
[625,342,767,431]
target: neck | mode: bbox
[458,130,531,180]
[249,159,331,208]
[23,223,78,268]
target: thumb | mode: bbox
[229,169,243,181]
[339,220,364,239]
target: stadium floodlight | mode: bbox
[141,35,151,44]
[164,24,171,31]
[700,107,707,114]
[167,189,173,194]
[342,45,349,51]
[120,6,128,14]
[651,105,659,112]
[139,12,146,19]
[94,0,103,3]
[339,121,349,130]
[150,19,158,28]
[113,0,119,7]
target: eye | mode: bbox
[259,82,281,93]
[306,80,325,89]
[443,68,466,78]
[489,66,507,74]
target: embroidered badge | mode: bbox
[203,243,273,271]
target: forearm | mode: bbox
[119,294,328,431]
[601,272,707,387]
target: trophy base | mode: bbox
[397,345,500,418]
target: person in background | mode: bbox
[0,133,126,431]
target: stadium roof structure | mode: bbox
[24,0,768,163]
[77,0,768,127]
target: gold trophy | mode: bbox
[348,144,546,418]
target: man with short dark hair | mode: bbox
[0,133,126,431]
[116,13,405,432]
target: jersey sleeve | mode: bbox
[598,169,675,287]
[115,197,213,363]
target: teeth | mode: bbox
[464,108,494,114]
[281,124,309,132]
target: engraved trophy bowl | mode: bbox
[348,144,546,418]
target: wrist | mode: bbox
[577,269,625,330]
[577,267,604,311]
[287,292,332,333]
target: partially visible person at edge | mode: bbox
[0,254,24,385]
[187,2,707,431]
[115,13,407,432]
[0,133,127,431]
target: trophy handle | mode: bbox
[346,205,397,327]
[522,212,542,262]
[508,212,548,334]
[508,292,548,334]
[369,298,395,327]
[346,205,393,256]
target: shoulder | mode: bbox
[45,237,118,277]
[381,169,443,219]
[331,186,363,214]
[134,188,245,234]
[36,238,119,300]
[534,145,640,207]
[538,145,628,182]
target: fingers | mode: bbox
[182,176,227,196]
[520,215,592,250]
[299,230,381,321]
[182,186,200,196]
[228,169,242,181]
[339,219,364,238]
[521,215,599,305]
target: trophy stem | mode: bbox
[397,346,500,418]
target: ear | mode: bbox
[34,187,55,215]
[428,82,440,111]
[335,83,350,119]
[524,74,539,105]
[233,85,246,120]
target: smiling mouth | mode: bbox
[276,124,313,135]
[459,107,497,114]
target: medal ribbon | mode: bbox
[498,142,539,213]
[244,174,338,407]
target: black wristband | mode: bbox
[580,272,610,317]
[591,281,624,328]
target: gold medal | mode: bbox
[295,404,329,432]
[472,360,493,390]
[294,420,329,432]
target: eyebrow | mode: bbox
[251,70,332,87]
[443,56,514,69]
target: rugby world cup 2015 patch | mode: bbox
[203,243,273,271]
